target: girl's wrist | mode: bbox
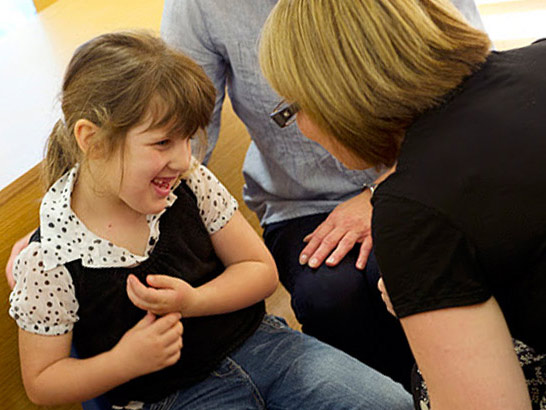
[109,342,143,381]
[180,286,203,318]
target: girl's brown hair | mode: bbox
[44,31,216,189]
[259,0,491,167]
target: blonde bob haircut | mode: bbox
[259,0,491,167]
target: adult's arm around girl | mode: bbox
[5,231,32,289]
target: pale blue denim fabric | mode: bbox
[161,0,486,226]
[143,316,413,410]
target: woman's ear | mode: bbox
[74,119,102,158]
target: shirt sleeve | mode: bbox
[184,162,239,234]
[372,194,491,318]
[9,242,79,335]
[161,0,226,163]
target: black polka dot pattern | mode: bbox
[9,162,237,336]
[185,163,238,234]
[8,243,77,335]
[39,166,153,271]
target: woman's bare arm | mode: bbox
[401,297,531,410]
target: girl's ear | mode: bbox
[74,119,102,158]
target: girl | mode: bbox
[9,32,412,410]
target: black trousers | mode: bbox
[264,213,415,391]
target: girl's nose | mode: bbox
[170,138,192,172]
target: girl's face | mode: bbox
[296,112,370,170]
[102,117,193,216]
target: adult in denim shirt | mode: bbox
[161,0,486,389]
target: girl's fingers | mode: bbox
[127,275,161,305]
[132,312,156,329]
[151,312,182,334]
[146,274,177,289]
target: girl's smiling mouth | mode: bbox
[152,177,177,197]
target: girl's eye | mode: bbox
[156,139,170,146]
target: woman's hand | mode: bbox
[126,274,198,317]
[113,311,183,378]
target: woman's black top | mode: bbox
[372,39,546,354]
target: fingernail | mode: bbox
[299,254,308,265]
[309,258,318,268]
[326,257,335,264]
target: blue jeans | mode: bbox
[143,315,412,410]
[263,213,414,390]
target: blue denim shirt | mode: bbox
[161,0,485,226]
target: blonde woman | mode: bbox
[260,0,546,409]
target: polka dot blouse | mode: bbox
[9,160,238,336]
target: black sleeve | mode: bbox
[372,194,491,318]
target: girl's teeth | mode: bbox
[153,179,169,188]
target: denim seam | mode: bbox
[224,356,266,409]
[148,390,179,410]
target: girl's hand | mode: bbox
[113,312,183,378]
[126,274,199,316]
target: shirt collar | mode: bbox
[39,165,178,271]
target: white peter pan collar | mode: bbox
[39,165,178,271]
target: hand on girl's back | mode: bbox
[113,311,183,377]
[126,274,197,316]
